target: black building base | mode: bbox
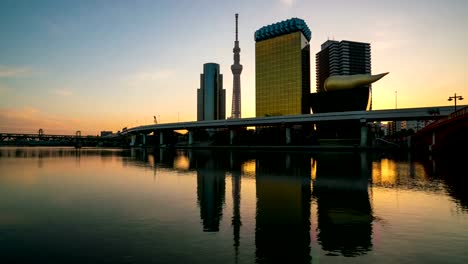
[310,87,370,139]
[310,87,370,114]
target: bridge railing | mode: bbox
[449,106,468,119]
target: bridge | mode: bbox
[123,105,463,147]
[0,132,124,147]
[412,106,468,153]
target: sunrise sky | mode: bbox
[0,0,467,135]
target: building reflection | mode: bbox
[193,150,227,232]
[255,152,312,264]
[312,152,373,257]
[130,149,247,238]
[421,153,468,212]
[124,149,378,260]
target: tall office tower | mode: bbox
[231,13,242,119]
[255,18,311,117]
[315,40,371,107]
[197,63,225,121]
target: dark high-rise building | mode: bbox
[255,18,311,117]
[315,40,371,93]
[197,63,225,121]
[312,40,374,139]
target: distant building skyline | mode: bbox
[255,18,311,117]
[0,1,466,134]
[197,63,225,121]
[230,13,242,119]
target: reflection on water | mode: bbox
[1,147,468,263]
[422,154,468,212]
[255,152,311,263]
[231,159,242,258]
[313,152,372,257]
[195,151,226,232]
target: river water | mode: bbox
[0,147,467,263]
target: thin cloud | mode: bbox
[54,88,73,96]
[280,0,296,7]
[0,65,31,77]
[372,31,408,51]
[128,69,175,82]
[0,107,40,120]
[0,107,124,135]
[125,69,176,88]
[0,107,80,134]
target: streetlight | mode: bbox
[395,91,397,109]
[448,93,464,112]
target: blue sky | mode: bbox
[0,0,467,134]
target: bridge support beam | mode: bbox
[360,152,369,177]
[188,131,194,145]
[159,131,164,146]
[130,135,136,147]
[429,131,436,151]
[230,130,235,145]
[360,119,368,147]
[140,134,146,146]
[285,127,292,145]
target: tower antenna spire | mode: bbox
[235,13,238,41]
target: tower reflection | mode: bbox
[230,152,242,258]
[255,152,312,264]
[312,152,373,257]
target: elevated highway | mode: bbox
[125,106,457,134]
[122,105,464,147]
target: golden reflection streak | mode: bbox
[173,155,190,170]
[372,159,398,185]
[311,158,317,180]
[147,154,155,167]
[241,160,256,176]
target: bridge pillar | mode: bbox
[159,131,164,146]
[429,131,436,151]
[360,119,368,147]
[130,135,137,147]
[141,134,146,146]
[360,151,369,178]
[285,127,292,145]
[188,131,194,145]
[230,130,235,145]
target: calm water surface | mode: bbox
[0,147,467,263]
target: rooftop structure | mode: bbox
[254,18,311,42]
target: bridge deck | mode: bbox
[125,105,462,134]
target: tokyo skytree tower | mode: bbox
[231,13,242,119]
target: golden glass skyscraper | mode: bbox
[255,18,311,117]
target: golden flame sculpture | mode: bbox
[324,72,389,92]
